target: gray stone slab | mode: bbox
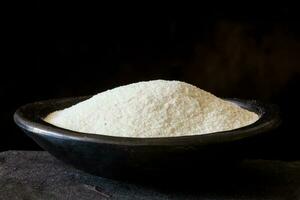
[0,151,299,200]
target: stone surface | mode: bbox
[0,151,300,200]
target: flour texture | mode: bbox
[44,80,259,137]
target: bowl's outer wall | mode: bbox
[24,129,247,178]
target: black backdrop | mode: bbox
[2,4,300,160]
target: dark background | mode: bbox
[2,4,299,160]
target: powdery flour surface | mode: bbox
[44,80,259,137]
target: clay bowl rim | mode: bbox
[14,96,281,147]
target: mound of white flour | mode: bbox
[44,80,259,137]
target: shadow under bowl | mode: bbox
[14,97,280,180]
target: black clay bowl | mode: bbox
[14,97,280,180]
